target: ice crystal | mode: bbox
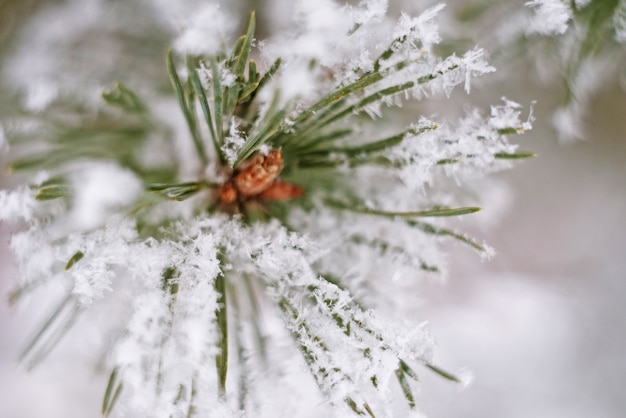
[514,0,626,139]
[69,163,143,230]
[0,123,7,153]
[614,1,626,42]
[388,99,530,189]
[0,188,35,222]
[172,4,235,56]
[221,119,247,166]
[526,0,573,35]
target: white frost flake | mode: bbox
[390,99,528,189]
[614,1,626,43]
[221,118,246,166]
[489,98,534,133]
[526,0,573,36]
[24,79,58,112]
[0,123,7,153]
[173,4,235,56]
[0,187,36,222]
[63,221,138,304]
[393,4,445,52]
[350,0,388,25]
[70,163,142,230]
[459,48,496,94]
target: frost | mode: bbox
[0,188,36,222]
[113,228,222,417]
[69,163,142,230]
[553,104,585,140]
[490,98,534,133]
[220,67,236,87]
[0,123,8,153]
[393,5,445,53]
[24,79,58,112]
[221,118,246,166]
[550,55,611,140]
[459,48,496,94]
[261,2,447,102]
[239,220,433,411]
[257,143,272,156]
[456,367,475,390]
[62,222,138,304]
[389,99,526,190]
[480,243,497,261]
[614,1,626,43]
[526,0,573,35]
[350,0,388,25]
[172,4,235,56]
[437,48,495,96]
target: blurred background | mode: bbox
[1,0,625,417]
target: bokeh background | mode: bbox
[1,1,625,417]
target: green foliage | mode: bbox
[102,82,147,114]
[2,9,527,417]
[102,368,123,417]
[7,89,176,183]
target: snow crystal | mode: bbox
[221,118,246,166]
[459,48,496,94]
[490,98,534,132]
[294,0,348,34]
[10,226,57,284]
[107,221,225,417]
[261,0,444,102]
[553,105,585,140]
[393,5,445,52]
[389,99,526,190]
[59,221,138,304]
[257,143,272,156]
[456,367,475,390]
[614,1,626,43]
[24,79,58,112]
[69,163,142,230]
[526,0,573,36]
[172,4,235,56]
[220,67,236,87]
[350,0,388,25]
[0,187,36,222]
[0,123,7,153]
[480,243,497,261]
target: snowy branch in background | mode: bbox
[440,0,626,141]
[525,0,573,35]
[526,0,626,140]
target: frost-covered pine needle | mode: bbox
[1,2,535,417]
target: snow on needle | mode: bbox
[1,3,534,417]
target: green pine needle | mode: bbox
[326,198,481,218]
[166,49,208,166]
[425,363,462,383]
[495,151,537,159]
[64,251,85,271]
[102,368,124,417]
[35,184,72,201]
[102,82,147,114]
[215,269,228,396]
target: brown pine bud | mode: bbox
[234,150,283,196]
[258,181,304,201]
[218,182,238,204]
